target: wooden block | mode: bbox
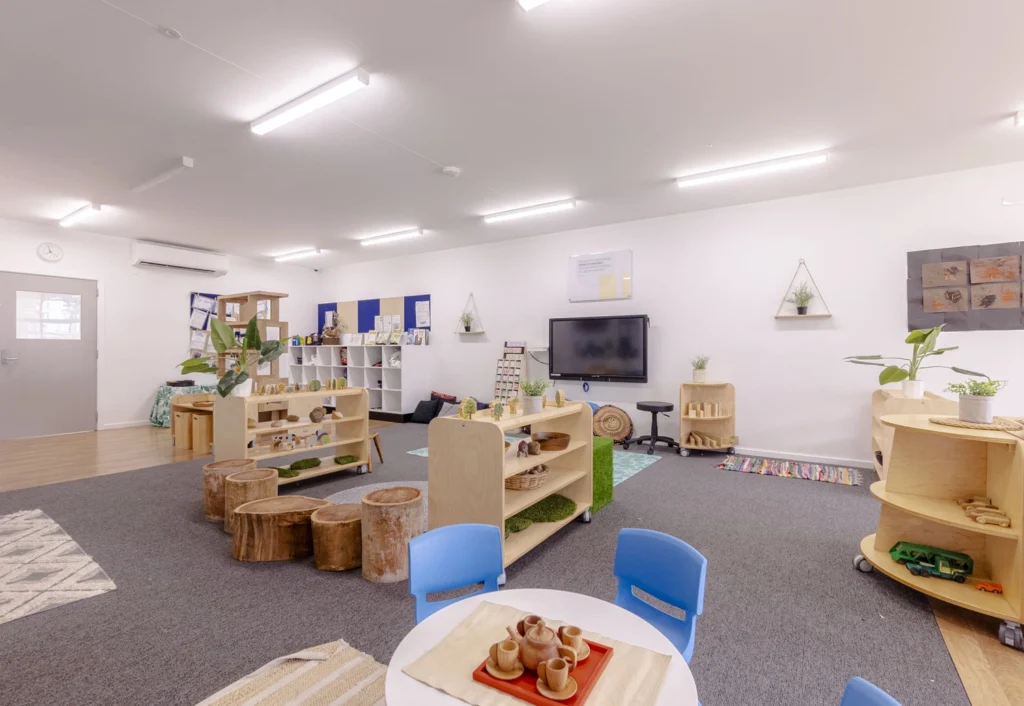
[191,412,213,455]
[173,411,192,450]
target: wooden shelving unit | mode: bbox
[678,382,737,456]
[857,414,1024,648]
[427,402,594,568]
[870,389,957,479]
[213,388,370,485]
[216,291,289,386]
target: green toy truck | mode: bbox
[889,541,973,583]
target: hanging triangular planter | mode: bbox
[775,259,833,319]
[456,292,485,334]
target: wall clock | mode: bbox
[37,242,64,263]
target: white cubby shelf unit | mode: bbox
[286,344,429,421]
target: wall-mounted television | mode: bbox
[548,315,649,383]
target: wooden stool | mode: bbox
[311,504,362,571]
[361,487,423,584]
[232,496,331,562]
[368,432,384,471]
[202,459,256,523]
[223,468,277,535]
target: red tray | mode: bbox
[472,639,614,706]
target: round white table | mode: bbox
[386,588,699,705]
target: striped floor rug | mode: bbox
[716,455,861,486]
[197,640,385,706]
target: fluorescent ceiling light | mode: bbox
[676,151,829,189]
[483,198,577,224]
[518,0,554,9]
[251,67,369,135]
[59,203,102,228]
[274,248,321,262]
[131,156,194,193]
[359,228,425,247]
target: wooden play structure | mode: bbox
[679,382,737,455]
[216,291,289,386]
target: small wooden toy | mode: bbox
[974,512,1011,528]
[492,402,504,421]
[459,398,478,420]
[555,389,565,408]
[957,496,992,508]
[517,440,530,458]
[508,398,520,415]
[527,441,541,455]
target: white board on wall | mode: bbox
[567,249,633,302]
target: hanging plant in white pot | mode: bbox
[945,379,1007,424]
[691,355,709,383]
[844,324,985,399]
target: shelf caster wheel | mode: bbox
[679,448,690,457]
[498,572,507,586]
[999,621,1024,650]
[675,447,682,456]
[579,509,592,524]
[357,465,369,475]
[853,554,874,573]
[727,447,736,454]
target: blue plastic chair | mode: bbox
[839,677,902,705]
[613,528,707,663]
[408,523,503,624]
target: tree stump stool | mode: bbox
[223,468,278,535]
[361,487,423,583]
[232,496,331,562]
[311,504,362,571]
[203,459,256,523]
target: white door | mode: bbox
[0,272,98,440]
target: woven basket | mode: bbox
[593,404,633,442]
[505,464,549,491]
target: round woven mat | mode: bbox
[929,416,1023,431]
[594,404,633,441]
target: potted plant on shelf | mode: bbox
[460,311,474,333]
[691,355,710,383]
[844,324,985,399]
[520,378,550,415]
[786,281,816,315]
[945,379,1007,424]
[178,316,287,397]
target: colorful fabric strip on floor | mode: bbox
[716,455,861,486]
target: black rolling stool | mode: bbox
[624,401,681,455]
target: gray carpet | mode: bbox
[0,423,968,706]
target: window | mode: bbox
[16,291,82,340]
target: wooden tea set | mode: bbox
[472,614,613,704]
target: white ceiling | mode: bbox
[3,0,1024,265]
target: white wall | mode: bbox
[1,218,318,429]
[321,161,1024,467]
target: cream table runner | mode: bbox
[403,601,671,706]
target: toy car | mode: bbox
[973,512,1011,528]
[957,496,992,509]
[976,581,1004,594]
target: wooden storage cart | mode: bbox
[213,388,370,484]
[678,382,737,456]
[869,389,957,480]
[428,402,594,568]
[855,414,1024,650]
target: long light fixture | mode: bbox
[517,0,554,10]
[676,151,829,189]
[59,203,102,228]
[359,228,425,247]
[251,67,370,135]
[274,248,321,262]
[483,198,577,224]
[131,156,194,193]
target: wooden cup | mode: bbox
[537,656,574,692]
[489,639,520,672]
[558,625,583,652]
[516,614,543,636]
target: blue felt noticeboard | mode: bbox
[317,295,431,334]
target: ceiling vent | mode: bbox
[131,241,228,277]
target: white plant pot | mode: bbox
[692,369,706,383]
[958,395,994,424]
[901,380,924,399]
[231,379,253,398]
[523,396,544,415]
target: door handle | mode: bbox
[0,350,18,364]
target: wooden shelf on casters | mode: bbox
[504,503,592,566]
[276,456,367,485]
[503,468,588,518]
[870,481,1019,540]
[859,535,1019,621]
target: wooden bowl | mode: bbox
[531,432,570,451]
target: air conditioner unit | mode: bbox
[131,241,228,277]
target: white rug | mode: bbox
[0,509,116,625]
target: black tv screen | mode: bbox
[549,315,648,383]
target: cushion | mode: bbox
[431,391,457,404]
[411,400,439,424]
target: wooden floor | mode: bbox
[0,421,395,493]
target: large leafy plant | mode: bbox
[844,324,985,384]
[179,316,287,397]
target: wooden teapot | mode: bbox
[506,618,577,673]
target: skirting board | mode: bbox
[100,420,153,431]
[734,446,874,471]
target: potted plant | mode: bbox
[520,378,550,415]
[786,281,816,315]
[945,379,1007,424]
[691,355,710,383]
[844,324,985,399]
[460,312,474,332]
[178,316,287,397]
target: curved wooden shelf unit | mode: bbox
[860,535,1019,622]
[870,481,1018,540]
[881,414,1019,445]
